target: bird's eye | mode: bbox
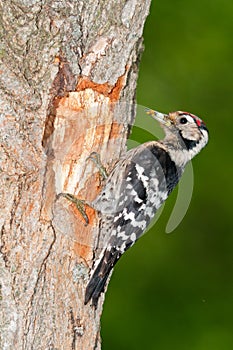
[180,117,188,124]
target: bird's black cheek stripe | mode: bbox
[182,137,199,151]
[178,130,198,150]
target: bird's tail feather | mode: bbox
[84,247,120,307]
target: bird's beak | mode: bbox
[146,109,172,126]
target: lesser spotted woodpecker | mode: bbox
[84,110,209,306]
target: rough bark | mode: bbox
[0,1,151,349]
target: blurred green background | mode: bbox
[102,1,233,349]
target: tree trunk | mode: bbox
[0,1,151,349]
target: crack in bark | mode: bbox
[30,268,47,349]
[69,307,77,350]
[42,53,77,149]
[94,329,101,350]
[9,195,20,230]
[0,225,8,268]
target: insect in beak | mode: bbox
[146,109,173,126]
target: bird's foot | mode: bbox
[58,193,89,225]
[86,152,108,180]
[58,153,107,225]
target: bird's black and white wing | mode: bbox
[86,142,181,305]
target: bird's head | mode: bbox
[147,109,209,164]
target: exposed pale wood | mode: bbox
[0,1,151,348]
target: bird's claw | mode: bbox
[86,152,108,180]
[58,193,89,225]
